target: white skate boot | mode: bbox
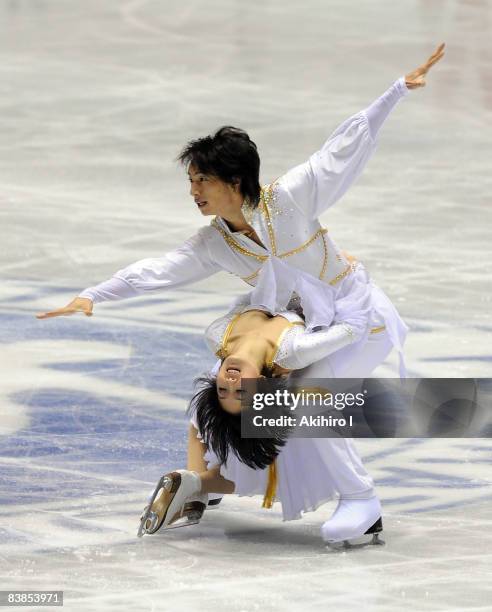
[137,470,206,537]
[321,495,384,549]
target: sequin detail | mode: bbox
[260,181,282,217]
[241,199,255,225]
[340,322,355,341]
[211,218,269,262]
[261,183,279,255]
[319,231,329,280]
[270,324,304,369]
[328,262,357,286]
[212,181,354,285]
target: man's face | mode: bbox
[188,164,241,218]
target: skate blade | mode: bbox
[137,513,150,538]
[327,532,385,551]
[137,494,205,538]
[138,511,201,536]
[163,516,200,530]
[151,502,204,532]
[137,473,179,538]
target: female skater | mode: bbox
[37,45,445,543]
[138,254,399,545]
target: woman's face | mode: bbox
[216,357,262,414]
[188,163,242,219]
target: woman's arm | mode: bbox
[276,322,360,370]
[277,44,445,221]
[36,227,220,318]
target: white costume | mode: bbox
[79,76,410,376]
[189,257,399,521]
[79,77,411,522]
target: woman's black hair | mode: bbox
[177,126,261,207]
[187,374,289,470]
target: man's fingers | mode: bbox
[36,308,90,319]
[36,310,71,319]
[36,295,93,320]
[426,52,444,70]
[425,43,445,70]
[428,42,445,61]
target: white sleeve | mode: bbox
[78,228,220,304]
[278,77,409,220]
[276,323,359,370]
[363,76,409,140]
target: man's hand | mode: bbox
[405,43,445,89]
[36,297,94,319]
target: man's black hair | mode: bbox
[177,126,261,207]
[187,374,288,470]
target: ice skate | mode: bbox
[321,496,385,549]
[137,470,205,537]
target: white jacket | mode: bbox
[79,78,410,374]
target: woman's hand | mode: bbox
[405,43,445,89]
[36,297,93,319]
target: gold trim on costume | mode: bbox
[327,262,356,286]
[218,307,305,370]
[370,325,386,334]
[216,313,243,359]
[261,183,278,256]
[213,182,357,285]
[319,230,329,280]
[266,321,305,369]
[262,459,278,509]
[211,218,269,262]
[279,227,328,259]
[241,269,261,283]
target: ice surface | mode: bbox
[1,1,491,611]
